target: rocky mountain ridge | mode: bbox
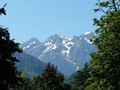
[21,32,97,76]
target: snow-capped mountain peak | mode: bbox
[21,32,96,76]
[83,31,91,35]
[21,38,42,50]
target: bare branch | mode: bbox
[112,0,118,11]
[109,0,113,3]
[98,5,108,15]
[3,3,7,8]
[97,0,108,15]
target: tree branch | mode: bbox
[98,5,108,15]
[112,0,118,11]
[3,3,7,8]
[97,0,108,15]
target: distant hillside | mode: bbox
[15,52,45,77]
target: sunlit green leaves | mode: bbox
[86,0,120,89]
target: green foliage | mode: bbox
[15,63,71,90]
[71,0,120,89]
[33,63,71,90]
[18,77,35,90]
[86,82,100,90]
[0,27,22,89]
[93,0,120,14]
[71,63,91,90]
[86,0,120,89]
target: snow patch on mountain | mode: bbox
[44,42,57,52]
[21,32,97,76]
[62,39,74,59]
[23,41,36,50]
[85,37,92,44]
[84,31,91,35]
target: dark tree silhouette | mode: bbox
[0,3,7,15]
[0,23,22,90]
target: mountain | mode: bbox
[14,52,45,77]
[21,32,97,76]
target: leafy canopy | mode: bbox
[87,0,120,89]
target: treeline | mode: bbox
[16,63,71,90]
[0,0,120,90]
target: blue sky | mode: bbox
[0,0,100,43]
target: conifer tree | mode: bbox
[0,27,22,89]
[34,63,70,90]
[0,6,22,89]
